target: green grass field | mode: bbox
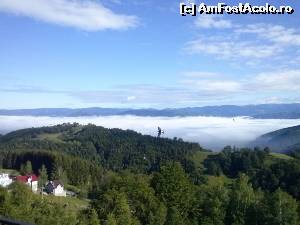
[0,168,20,175]
[44,195,90,213]
[35,133,65,143]
[270,152,293,160]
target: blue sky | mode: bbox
[0,0,300,109]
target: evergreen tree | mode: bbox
[0,187,9,215]
[20,160,33,175]
[89,208,101,225]
[165,207,185,225]
[197,181,229,225]
[106,214,117,225]
[38,164,48,188]
[51,163,68,184]
[152,162,194,220]
[261,189,299,225]
[78,208,100,225]
[226,174,256,225]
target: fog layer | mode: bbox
[0,116,299,150]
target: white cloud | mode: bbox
[185,17,300,66]
[180,69,300,97]
[1,115,300,150]
[182,71,219,78]
[195,15,232,29]
[185,37,280,59]
[0,0,138,31]
[254,70,300,91]
[127,96,136,101]
[2,69,300,107]
[236,23,300,46]
[182,79,242,93]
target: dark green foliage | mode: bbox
[20,160,33,175]
[0,183,78,225]
[165,207,185,225]
[0,123,206,174]
[204,147,300,201]
[0,150,103,190]
[196,181,229,225]
[259,189,299,225]
[51,163,68,184]
[204,146,268,177]
[2,125,300,224]
[251,159,300,200]
[151,162,195,219]
[91,172,166,225]
[38,164,48,187]
[78,208,101,225]
[225,175,258,225]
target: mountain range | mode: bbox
[1,103,300,118]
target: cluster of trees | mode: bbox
[0,182,99,225]
[2,162,298,225]
[204,146,300,201]
[1,124,300,224]
[0,151,103,196]
[0,123,205,173]
[89,163,299,225]
[204,146,269,177]
[0,123,101,163]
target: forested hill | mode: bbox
[0,123,207,172]
[251,125,300,154]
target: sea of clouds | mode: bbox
[0,116,300,150]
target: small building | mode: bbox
[16,175,38,192]
[45,180,66,197]
[0,173,13,187]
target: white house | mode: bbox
[45,180,66,197]
[0,173,13,187]
[16,174,38,192]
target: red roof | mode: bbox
[16,174,38,183]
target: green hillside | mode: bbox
[251,125,300,153]
[0,123,208,173]
[1,125,300,225]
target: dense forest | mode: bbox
[0,123,204,173]
[1,124,300,225]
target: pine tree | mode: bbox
[106,214,117,225]
[20,161,33,175]
[261,189,299,225]
[51,163,68,184]
[38,164,48,188]
[165,207,185,225]
[152,162,194,219]
[226,174,256,225]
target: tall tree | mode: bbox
[38,164,48,188]
[261,189,299,225]
[51,163,68,184]
[151,162,194,221]
[197,181,229,225]
[165,207,185,225]
[106,214,117,225]
[226,174,256,225]
[20,160,33,175]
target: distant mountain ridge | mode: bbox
[250,125,300,153]
[1,103,300,118]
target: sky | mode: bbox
[0,0,300,109]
